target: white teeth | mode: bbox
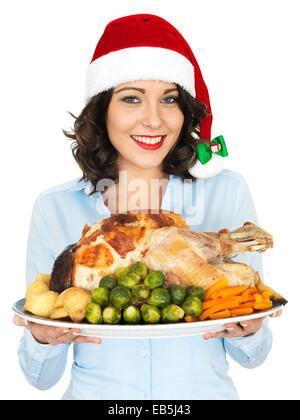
[132,135,164,144]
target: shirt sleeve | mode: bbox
[224,175,273,366]
[25,195,56,288]
[17,195,70,390]
[18,330,70,390]
[224,318,273,368]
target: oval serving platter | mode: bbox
[12,298,282,339]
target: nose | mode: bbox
[141,102,163,129]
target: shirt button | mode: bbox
[141,350,147,357]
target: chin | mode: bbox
[130,158,163,171]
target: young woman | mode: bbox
[14,14,277,400]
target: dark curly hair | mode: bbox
[63,84,210,195]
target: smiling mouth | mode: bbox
[130,135,166,145]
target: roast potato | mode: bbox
[54,287,72,309]
[35,273,51,287]
[61,287,92,322]
[24,275,92,322]
[50,307,69,319]
[25,279,49,301]
[24,291,59,317]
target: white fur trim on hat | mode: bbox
[188,154,224,179]
[85,46,195,102]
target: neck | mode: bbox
[102,162,171,214]
[117,159,167,184]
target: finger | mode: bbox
[237,317,265,335]
[203,331,227,340]
[13,315,27,327]
[205,316,268,340]
[25,321,48,338]
[224,323,246,337]
[44,327,82,346]
[25,323,78,346]
[269,309,282,318]
[21,321,51,344]
[52,329,83,345]
[203,327,242,340]
[46,326,80,341]
[71,334,102,345]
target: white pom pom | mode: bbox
[188,154,224,179]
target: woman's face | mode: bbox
[105,80,184,173]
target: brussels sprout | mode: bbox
[132,284,150,302]
[187,286,206,301]
[123,305,142,324]
[181,296,203,317]
[102,306,121,324]
[115,267,131,279]
[85,302,102,324]
[92,287,109,306]
[141,304,161,324]
[168,285,186,305]
[144,270,165,289]
[117,271,140,289]
[161,304,185,323]
[131,262,148,280]
[110,286,132,309]
[147,287,171,308]
[99,275,117,290]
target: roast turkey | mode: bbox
[49,211,286,303]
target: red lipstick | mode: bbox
[131,135,166,150]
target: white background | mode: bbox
[1,0,299,400]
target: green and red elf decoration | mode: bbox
[84,13,228,178]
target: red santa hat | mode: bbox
[85,13,228,178]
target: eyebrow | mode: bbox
[114,87,179,94]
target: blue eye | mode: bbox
[121,95,179,104]
[122,96,140,104]
[162,96,179,104]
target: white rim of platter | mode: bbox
[12,298,282,339]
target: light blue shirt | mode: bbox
[18,169,273,400]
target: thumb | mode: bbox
[13,314,28,327]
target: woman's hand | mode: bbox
[13,315,102,346]
[203,310,282,340]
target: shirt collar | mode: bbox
[66,177,101,198]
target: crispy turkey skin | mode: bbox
[49,211,280,300]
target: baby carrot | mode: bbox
[219,286,248,299]
[205,278,229,301]
[241,288,250,302]
[242,295,255,303]
[230,307,254,317]
[254,293,263,303]
[184,315,198,322]
[199,299,240,321]
[203,296,243,310]
[248,288,258,294]
[253,301,273,310]
[262,290,273,300]
[208,310,231,320]
[238,302,255,309]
